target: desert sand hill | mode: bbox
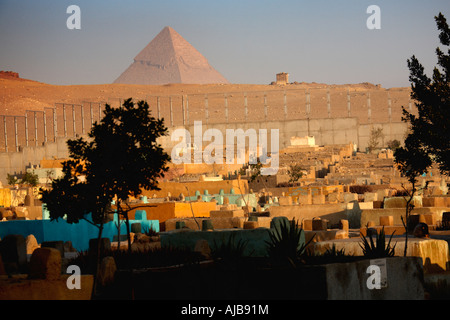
[0,75,412,126]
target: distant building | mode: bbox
[276,72,289,85]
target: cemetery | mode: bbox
[0,140,449,300]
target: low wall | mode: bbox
[125,201,216,231]
[325,257,424,300]
[160,227,305,258]
[313,237,450,274]
[0,214,159,252]
[360,207,449,228]
[268,203,349,226]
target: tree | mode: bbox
[394,134,431,256]
[400,12,450,175]
[386,139,401,151]
[287,163,304,187]
[367,127,384,153]
[41,98,170,287]
[7,171,39,187]
[394,12,450,255]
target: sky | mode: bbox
[0,0,449,88]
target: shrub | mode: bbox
[266,218,314,267]
[359,226,397,259]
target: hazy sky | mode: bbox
[0,0,449,88]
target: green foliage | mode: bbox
[304,244,356,265]
[265,218,314,266]
[287,163,304,186]
[239,158,264,182]
[21,172,39,187]
[359,227,397,259]
[399,12,450,176]
[6,172,39,187]
[387,139,401,151]
[40,98,170,226]
[143,226,158,237]
[367,127,384,153]
[211,233,249,265]
[6,174,18,186]
[394,134,432,185]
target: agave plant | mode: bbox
[359,226,397,259]
[266,218,315,267]
[211,233,250,263]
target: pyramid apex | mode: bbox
[114,26,229,85]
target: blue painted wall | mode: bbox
[0,210,159,252]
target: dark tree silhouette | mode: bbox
[399,12,450,175]
[394,12,450,255]
[41,98,170,289]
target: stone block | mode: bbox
[379,215,394,226]
[26,234,40,255]
[384,196,423,208]
[364,192,378,202]
[297,194,312,205]
[343,193,358,203]
[28,247,62,281]
[373,201,383,209]
[41,241,64,257]
[376,189,389,201]
[202,219,214,231]
[326,192,340,204]
[312,218,328,231]
[244,221,259,229]
[14,206,28,218]
[339,219,349,231]
[231,217,244,228]
[312,194,325,205]
[131,222,142,233]
[97,256,117,287]
[278,196,292,206]
[210,209,245,218]
[0,234,27,273]
[220,204,237,211]
[367,221,376,228]
[24,194,34,207]
[303,219,313,231]
[334,230,348,239]
[242,205,254,215]
[422,197,446,207]
[175,221,186,229]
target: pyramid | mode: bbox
[113,26,229,85]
